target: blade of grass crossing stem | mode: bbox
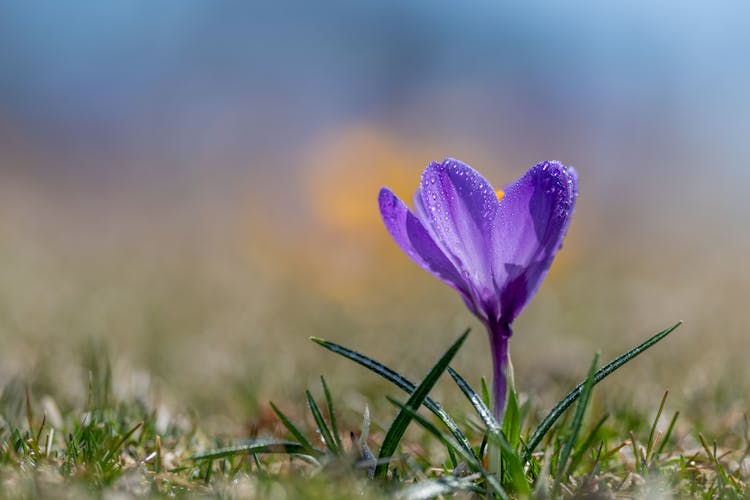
[374,331,469,479]
[447,366,512,484]
[320,376,344,452]
[481,377,491,410]
[269,402,323,456]
[385,396,508,499]
[306,390,339,455]
[310,331,474,459]
[503,386,521,451]
[554,353,599,494]
[524,322,681,461]
[447,367,500,432]
[485,427,531,496]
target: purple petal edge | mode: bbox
[494,161,578,322]
[378,187,470,297]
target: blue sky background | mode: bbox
[1,1,748,231]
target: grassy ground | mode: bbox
[2,322,749,498]
[1,187,750,498]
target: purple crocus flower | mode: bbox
[379,158,578,421]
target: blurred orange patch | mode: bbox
[303,124,425,239]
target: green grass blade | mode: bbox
[101,421,142,464]
[524,321,682,461]
[269,401,323,456]
[190,440,315,461]
[567,413,608,474]
[375,331,469,479]
[646,390,669,463]
[655,410,680,458]
[311,331,474,459]
[484,427,531,496]
[555,353,599,489]
[503,386,521,451]
[480,377,491,409]
[447,367,500,431]
[320,376,344,452]
[305,390,339,455]
[385,396,508,499]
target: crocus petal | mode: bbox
[417,158,501,316]
[378,187,471,300]
[493,161,578,321]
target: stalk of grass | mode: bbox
[552,353,598,496]
[447,366,530,495]
[191,440,317,461]
[320,376,344,452]
[375,330,468,479]
[655,410,679,458]
[311,330,474,460]
[447,367,499,432]
[385,396,508,499]
[524,322,681,462]
[567,413,608,475]
[269,402,323,457]
[305,390,340,455]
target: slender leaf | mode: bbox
[385,397,508,500]
[101,421,142,464]
[443,372,529,495]
[646,390,669,463]
[556,353,598,487]
[306,390,339,455]
[320,376,344,452]
[269,402,323,456]
[524,321,681,461]
[485,427,531,496]
[567,413,608,474]
[481,377,491,410]
[655,410,679,458]
[503,386,521,451]
[311,331,474,459]
[375,331,469,479]
[191,440,315,461]
[448,367,500,431]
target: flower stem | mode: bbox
[489,322,512,424]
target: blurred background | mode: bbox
[1,1,748,434]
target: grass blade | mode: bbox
[269,402,323,456]
[386,396,508,499]
[555,353,599,490]
[524,321,681,461]
[646,390,669,463]
[447,367,500,431]
[311,331,474,459]
[191,440,314,461]
[320,376,344,452]
[306,390,339,455]
[655,410,679,458]
[567,413,608,474]
[484,427,531,496]
[503,386,521,451]
[375,331,469,479]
